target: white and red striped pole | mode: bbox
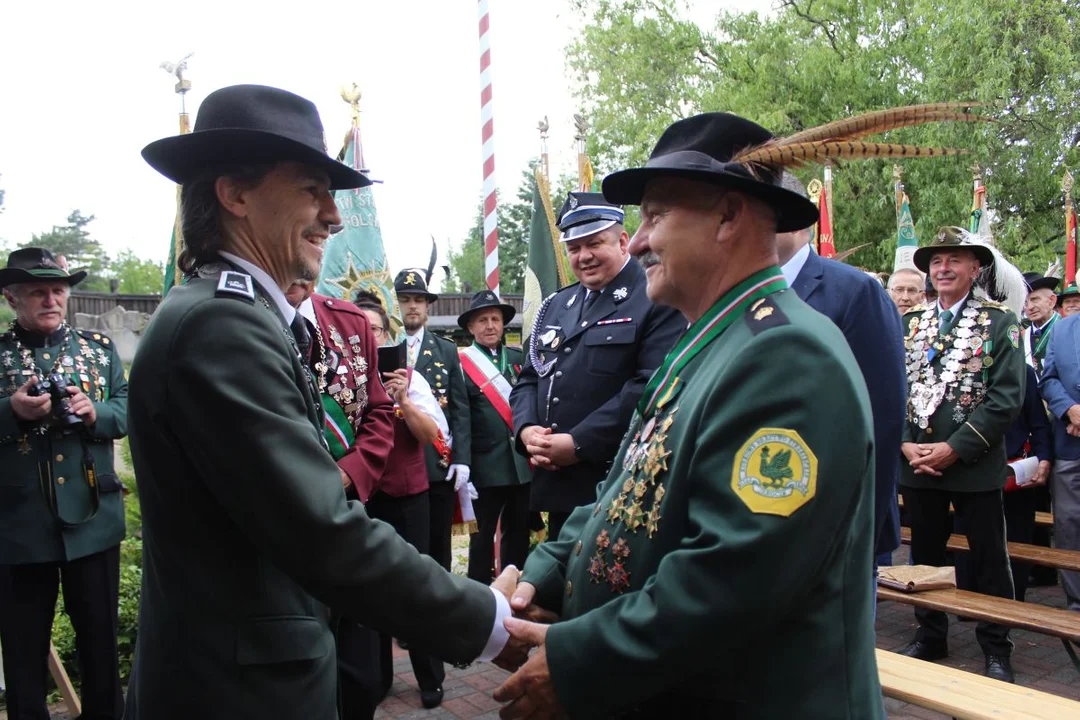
[478,0,500,294]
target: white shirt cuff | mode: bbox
[477,587,511,662]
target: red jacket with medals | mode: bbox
[309,294,395,502]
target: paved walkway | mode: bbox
[6,549,1078,718]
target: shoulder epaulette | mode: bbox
[215,270,256,303]
[744,296,790,336]
[979,299,1010,312]
[77,328,115,349]
[314,295,363,316]
[905,303,930,315]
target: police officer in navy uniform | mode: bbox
[510,193,684,541]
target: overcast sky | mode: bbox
[0,0,770,289]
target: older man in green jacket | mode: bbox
[0,248,128,720]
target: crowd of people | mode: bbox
[0,82,1076,719]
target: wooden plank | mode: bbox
[47,642,81,717]
[897,495,1053,527]
[898,527,1080,572]
[878,586,1080,642]
[876,648,1080,720]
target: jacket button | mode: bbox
[551,423,559,430]
[56,454,64,462]
[57,476,65,485]
[566,581,573,597]
[43,353,51,360]
[606,335,613,341]
[580,321,588,328]
[552,397,560,404]
[926,427,933,435]
[575,541,582,556]
[563,347,572,354]
[555,370,563,378]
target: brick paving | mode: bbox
[6,547,1078,718]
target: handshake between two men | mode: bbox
[489,565,566,719]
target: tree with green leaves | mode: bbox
[568,0,1080,273]
[111,249,165,294]
[24,210,111,291]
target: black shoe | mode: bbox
[899,639,948,661]
[421,686,444,709]
[985,655,1014,683]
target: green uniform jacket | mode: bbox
[124,264,495,720]
[0,325,127,565]
[461,344,530,489]
[521,287,882,718]
[900,297,1024,493]
[413,329,472,480]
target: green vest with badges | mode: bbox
[901,297,1025,492]
[0,324,128,565]
[520,269,883,718]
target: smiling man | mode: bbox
[128,85,519,720]
[899,227,1024,682]
[509,192,683,542]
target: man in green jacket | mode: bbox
[128,84,519,720]
[493,112,884,718]
[0,247,127,720]
[899,227,1024,683]
[457,290,532,582]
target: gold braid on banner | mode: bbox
[732,102,991,174]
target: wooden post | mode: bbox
[48,642,82,717]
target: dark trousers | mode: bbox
[0,546,123,720]
[547,511,572,543]
[468,484,531,582]
[365,491,444,694]
[958,488,1038,601]
[902,486,1014,656]
[427,480,455,571]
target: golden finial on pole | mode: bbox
[893,164,903,181]
[1064,169,1075,197]
[970,161,983,182]
[807,179,823,204]
[340,83,362,128]
[574,113,590,191]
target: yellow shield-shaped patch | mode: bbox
[732,428,817,517]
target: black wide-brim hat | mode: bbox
[0,248,86,290]
[601,113,820,233]
[913,227,994,273]
[458,289,515,329]
[1022,271,1059,294]
[394,269,438,304]
[142,84,371,191]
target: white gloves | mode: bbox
[466,481,479,501]
[447,463,471,490]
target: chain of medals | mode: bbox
[905,300,994,427]
[259,297,328,449]
[321,322,368,418]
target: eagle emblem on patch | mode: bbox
[732,428,817,517]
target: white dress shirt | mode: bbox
[780,243,812,288]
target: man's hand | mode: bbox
[510,581,559,624]
[339,468,352,490]
[447,463,471,490]
[529,433,579,470]
[1030,460,1051,487]
[491,566,533,672]
[10,377,50,422]
[910,442,959,476]
[522,426,558,469]
[1067,404,1080,428]
[493,618,565,719]
[901,442,927,465]
[65,386,96,425]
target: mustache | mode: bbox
[636,253,660,269]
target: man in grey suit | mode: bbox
[126,84,519,720]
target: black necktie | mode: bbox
[291,314,312,362]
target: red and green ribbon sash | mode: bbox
[321,394,355,461]
[639,266,787,418]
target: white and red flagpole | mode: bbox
[478,0,500,295]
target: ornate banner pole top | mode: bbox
[537,115,550,182]
[574,112,591,191]
[341,83,362,128]
[1064,169,1075,198]
[160,52,193,130]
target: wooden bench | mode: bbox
[876,648,1080,719]
[898,527,1080,572]
[897,495,1053,527]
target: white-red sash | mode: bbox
[459,345,514,430]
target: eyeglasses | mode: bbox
[889,287,923,296]
[371,325,385,334]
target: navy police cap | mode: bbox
[556,192,625,242]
